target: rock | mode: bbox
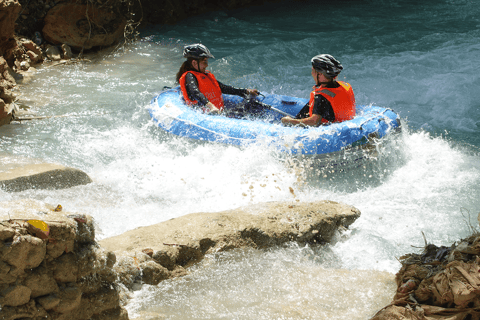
[45,45,62,61]
[53,284,82,313]
[0,299,48,319]
[140,260,170,285]
[0,99,13,126]
[52,253,78,282]
[0,224,15,241]
[0,163,93,192]
[100,200,361,288]
[42,1,127,50]
[0,0,21,57]
[21,39,42,56]
[37,294,61,310]
[62,43,74,59]
[0,56,17,126]
[3,234,46,269]
[0,284,32,307]
[23,267,59,298]
[45,220,76,260]
[0,200,128,319]
[26,50,40,63]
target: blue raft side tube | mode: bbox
[148,87,401,155]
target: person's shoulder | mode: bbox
[328,81,341,88]
[185,71,197,78]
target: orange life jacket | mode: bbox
[309,81,356,124]
[179,71,224,110]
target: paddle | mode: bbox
[248,94,295,117]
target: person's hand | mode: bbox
[281,116,294,125]
[246,89,259,96]
[206,102,220,114]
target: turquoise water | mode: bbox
[1,0,480,318]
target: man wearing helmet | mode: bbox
[177,43,259,114]
[281,54,356,127]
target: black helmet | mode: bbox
[311,54,343,78]
[183,43,215,59]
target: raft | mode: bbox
[148,86,401,156]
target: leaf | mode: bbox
[27,219,50,239]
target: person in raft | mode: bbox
[281,54,356,127]
[176,43,259,114]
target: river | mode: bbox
[1,0,480,318]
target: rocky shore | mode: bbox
[1,196,362,320]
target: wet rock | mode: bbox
[45,45,62,60]
[140,260,170,285]
[100,200,361,289]
[62,43,74,59]
[0,163,93,192]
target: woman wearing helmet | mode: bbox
[281,54,356,127]
[176,43,259,114]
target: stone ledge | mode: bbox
[0,163,92,192]
[100,200,361,289]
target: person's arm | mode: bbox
[217,80,259,97]
[281,114,322,127]
[281,95,334,127]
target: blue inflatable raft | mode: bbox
[148,86,401,156]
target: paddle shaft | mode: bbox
[267,105,293,117]
[251,95,295,117]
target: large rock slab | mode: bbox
[100,200,361,288]
[0,162,92,192]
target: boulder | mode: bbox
[42,1,127,50]
[0,163,93,192]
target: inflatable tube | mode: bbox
[148,86,401,156]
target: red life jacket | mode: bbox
[179,71,224,110]
[309,81,356,124]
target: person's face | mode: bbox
[193,58,209,73]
